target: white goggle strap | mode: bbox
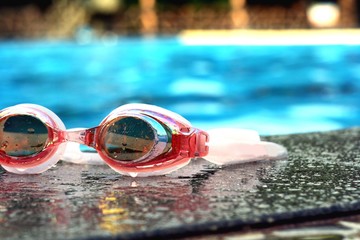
[61,128,287,166]
[61,142,105,165]
[61,128,104,165]
[205,128,288,165]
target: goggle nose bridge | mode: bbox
[64,127,97,148]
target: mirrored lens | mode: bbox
[103,117,156,161]
[0,115,49,157]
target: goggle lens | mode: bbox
[0,115,49,157]
[103,116,156,161]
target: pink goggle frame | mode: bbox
[0,104,287,177]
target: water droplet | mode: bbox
[27,128,35,134]
[1,141,8,150]
[128,172,138,178]
[131,181,138,187]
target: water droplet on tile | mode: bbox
[128,172,138,178]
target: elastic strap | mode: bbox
[61,128,287,166]
[205,128,287,165]
[61,142,104,165]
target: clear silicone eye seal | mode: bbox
[0,103,287,177]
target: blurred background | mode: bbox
[1,0,360,134]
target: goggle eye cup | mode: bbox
[99,115,171,163]
[0,104,67,174]
[0,115,49,157]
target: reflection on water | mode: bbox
[98,192,129,234]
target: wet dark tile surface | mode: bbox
[1,127,360,239]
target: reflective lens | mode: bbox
[103,117,156,161]
[0,115,49,157]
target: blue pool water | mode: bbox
[1,38,360,135]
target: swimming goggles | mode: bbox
[0,103,287,177]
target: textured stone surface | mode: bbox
[1,128,360,239]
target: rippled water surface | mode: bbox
[1,39,360,239]
[1,39,360,134]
